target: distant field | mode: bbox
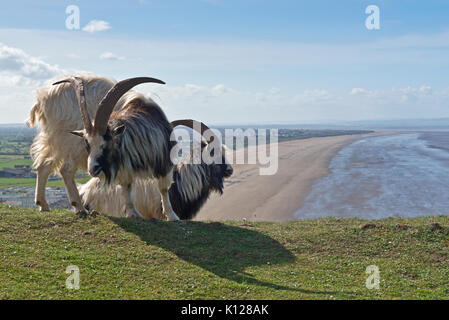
[0,133,91,189]
[277,129,373,143]
[220,129,373,149]
[0,138,32,155]
[0,156,32,169]
[0,133,33,175]
[0,177,91,189]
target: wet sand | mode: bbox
[295,131,449,220]
[195,133,373,222]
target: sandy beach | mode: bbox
[195,134,370,222]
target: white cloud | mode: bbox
[0,28,449,123]
[143,83,449,124]
[0,88,35,123]
[67,53,81,59]
[145,84,338,123]
[343,86,449,120]
[349,86,435,102]
[99,52,125,61]
[82,20,111,33]
[0,42,63,87]
[350,88,368,95]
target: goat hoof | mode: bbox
[125,209,143,219]
[76,210,88,218]
[37,202,50,212]
[89,210,100,218]
[166,211,180,221]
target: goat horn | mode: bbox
[94,77,165,135]
[171,119,220,145]
[53,77,93,134]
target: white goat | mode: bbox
[27,73,117,214]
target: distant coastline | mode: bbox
[196,132,376,221]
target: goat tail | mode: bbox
[26,102,41,128]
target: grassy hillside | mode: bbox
[0,204,448,299]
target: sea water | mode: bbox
[294,132,449,219]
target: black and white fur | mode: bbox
[79,144,233,220]
[55,77,179,220]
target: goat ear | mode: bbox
[70,130,85,138]
[113,125,126,136]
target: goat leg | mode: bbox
[35,162,52,212]
[122,183,143,219]
[59,162,88,216]
[158,172,180,221]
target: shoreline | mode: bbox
[195,132,388,222]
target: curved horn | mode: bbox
[171,119,220,145]
[94,77,165,135]
[53,77,93,133]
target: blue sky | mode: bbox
[0,0,448,124]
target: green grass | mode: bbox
[1,205,449,299]
[0,135,32,156]
[0,177,91,189]
[0,156,32,169]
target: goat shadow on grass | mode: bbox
[109,218,338,295]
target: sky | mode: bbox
[0,0,449,124]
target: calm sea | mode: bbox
[294,132,449,219]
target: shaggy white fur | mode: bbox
[27,73,117,213]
